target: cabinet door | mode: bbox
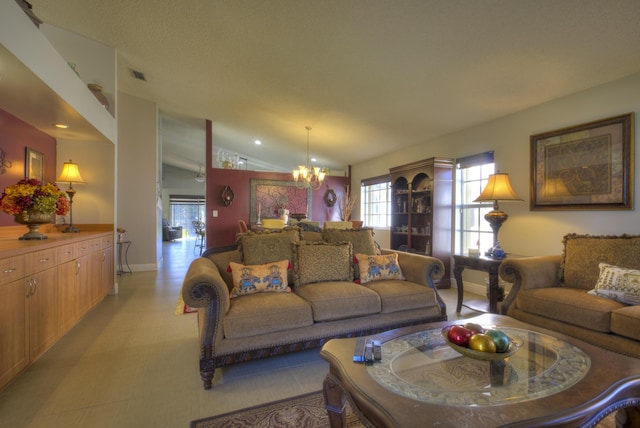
[57,259,79,336]
[0,279,28,390]
[77,254,92,318]
[101,248,114,298]
[28,268,58,360]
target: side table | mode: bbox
[453,254,509,314]
[117,240,132,275]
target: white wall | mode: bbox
[352,72,640,262]
[118,92,159,271]
[56,140,115,225]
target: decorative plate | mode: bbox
[441,328,520,361]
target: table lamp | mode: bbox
[57,160,86,233]
[473,172,522,258]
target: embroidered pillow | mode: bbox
[237,228,301,265]
[229,260,291,298]
[293,241,353,287]
[356,253,405,284]
[588,263,640,305]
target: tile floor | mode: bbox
[0,238,484,427]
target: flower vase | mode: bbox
[14,211,52,240]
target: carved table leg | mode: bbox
[323,373,348,428]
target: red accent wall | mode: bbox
[206,169,350,248]
[0,108,57,226]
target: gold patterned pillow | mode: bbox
[355,253,405,284]
[321,228,378,255]
[229,260,291,298]
[588,263,640,305]
[237,228,301,265]
[293,241,353,287]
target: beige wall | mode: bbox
[117,92,159,271]
[353,72,640,260]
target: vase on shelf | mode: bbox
[14,211,52,240]
[88,83,110,111]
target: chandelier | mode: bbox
[292,126,328,190]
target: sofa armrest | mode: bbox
[499,255,562,315]
[181,257,231,350]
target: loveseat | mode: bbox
[181,227,447,389]
[162,218,182,241]
[499,234,640,358]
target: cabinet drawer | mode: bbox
[27,248,57,273]
[88,238,102,252]
[0,256,26,285]
[56,244,75,264]
[74,240,92,258]
[101,235,114,249]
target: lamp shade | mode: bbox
[57,160,86,184]
[473,173,522,202]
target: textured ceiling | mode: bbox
[29,0,640,173]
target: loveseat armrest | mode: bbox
[499,255,562,315]
[182,257,231,358]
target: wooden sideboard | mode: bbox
[0,230,114,390]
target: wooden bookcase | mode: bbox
[389,157,453,288]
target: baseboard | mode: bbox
[459,281,485,296]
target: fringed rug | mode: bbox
[190,391,364,428]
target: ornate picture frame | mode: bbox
[250,179,312,224]
[25,147,44,182]
[530,113,634,210]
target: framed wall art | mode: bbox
[26,147,44,182]
[250,179,312,224]
[530,113,634,210]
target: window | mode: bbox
[360,175,391,228]
[169,194,205,237]
[455,152,495,255]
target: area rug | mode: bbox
[190,391,364,428]
[191,389,619,428]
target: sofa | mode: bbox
[499,234,640,358]
[162,218,182,241]
[181,227,447,389]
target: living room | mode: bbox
[1,1,640,426]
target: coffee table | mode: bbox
[321,314,640,427]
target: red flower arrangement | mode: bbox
[0,178,70,216]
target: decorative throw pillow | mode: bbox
[293,241,353,287]
[355,253,405,284]
[228,260,291,298]
[237,228,301,265]
[588,263,640,305]
[559,234,640,290]
[321,228,377,255]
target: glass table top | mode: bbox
[366,326,590,407]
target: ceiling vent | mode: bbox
[131,69,147,81]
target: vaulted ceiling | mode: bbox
[30,0,640,174]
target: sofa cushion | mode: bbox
[355,253,405,284]
[223,292,313,339]
[293,241,353,287]
[294,281,381,321]
[237,228,301,265]
[611,305,640,341]
[588,263,640,305]
[229,260,290,298]
[516,287,626,332]
[364,280,436,314]
[322,228,378,256]
[560,234,640,290]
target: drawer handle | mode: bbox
[39,258,49,263]
[3,268,16,274]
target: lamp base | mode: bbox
[62,225,80,233]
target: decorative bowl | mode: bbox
[441,328,520,361]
